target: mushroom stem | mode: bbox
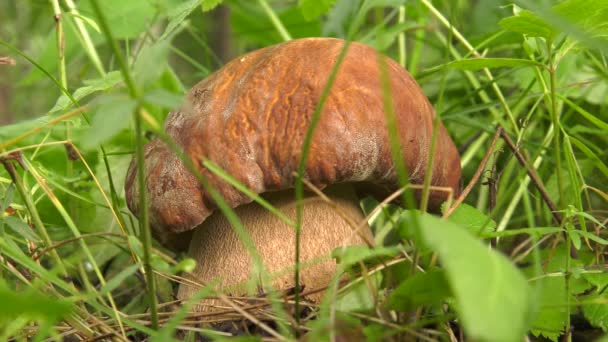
[177,184,373,311]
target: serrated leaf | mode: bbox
[418,213,531,342]
[50,71,122,113]
[387,268,450,311]
[81,94,135,149]
[584,295,608,332]
[299,0,337,21]
[444,203,496,235]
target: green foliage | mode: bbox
[419,213,532,342]
[0,0,607,340]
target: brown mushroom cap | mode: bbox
[124,37,461,246]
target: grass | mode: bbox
[1,0,607,341]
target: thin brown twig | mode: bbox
[444,126,503,218]
[499,128,563,224]
[32,232,124,260]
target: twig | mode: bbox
[0,56,16,65]
[499,129,563,224]
[444,126,502,218]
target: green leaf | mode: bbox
[480,227,563,239]
[2,216,40,241]
[499,10,555,38]
[79,0,157,39]
[202,0,223,12]
[143,89,185,109]
[128,235,144,258]
[569,136,608,178]
[418,213,531,342]
[81,94,135,149]
[0,285,72,321]
[387,268,450,311]
[160,0,203,40]
[351,0,405,35]
[334,272,382,312]
[50,71,122,113]
[98,264,139,296]
[444,203,496,235]
[133,40,171,88]
[332,245,400,269]
[584,294,608,332]
[299,0,337,21]
[427,58,544,74]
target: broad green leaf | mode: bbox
[583,294,608,332]
[50,71,122,113]
[79,0,157,39]
[202,0,223,12]
[525,245,593,340]
[133,40,171,88]
[334,272,382,312]
[81,94,135,149]
[418,213,531,342]
[500,10,554,38]
[299,0,337,21]
[444,203,496,235]
[387,268,450,311]
[0,285,72,320]
[143,89,185,109]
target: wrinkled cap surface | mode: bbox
[125,37,461,246]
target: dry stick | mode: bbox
[0,56,16,65]
[499,129,578,258]
[499,129,563,224]
[32,232,124,261]
[444,126,503,218]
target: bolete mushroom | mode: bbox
[124,37,461,310]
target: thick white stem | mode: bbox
[177,184,373,311]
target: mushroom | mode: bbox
[124,38,461,310]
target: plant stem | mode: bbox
[62,0,106,76]
[88,0,158,330]
[257,0,292,41]
[547,39,564,208]
[1,159,67,276]
[397,5,406,68]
